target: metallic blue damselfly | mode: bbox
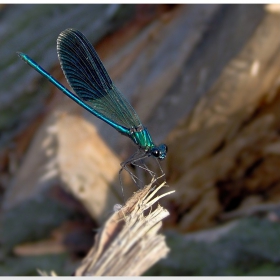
[18,28,167,188]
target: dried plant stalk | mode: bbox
[75,179,174,276]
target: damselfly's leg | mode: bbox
[153,157,166,182]
[129,159,155,178]
[118,149,146,200]
[119,149,152,190]
[118,148,166,200]
[119,161,145,187]
[118,163,141,202]
[127,149,157,179]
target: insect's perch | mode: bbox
[39,180,174,276]
[75,180,173,276]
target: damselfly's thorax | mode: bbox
[128,125,167,160]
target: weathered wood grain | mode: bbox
[165,6,280,231]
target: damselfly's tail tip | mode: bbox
[17,52,27,61]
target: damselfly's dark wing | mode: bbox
[57,28,142,130]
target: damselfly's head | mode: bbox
[151,144,168,160]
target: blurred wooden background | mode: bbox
[1,3,280,276]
